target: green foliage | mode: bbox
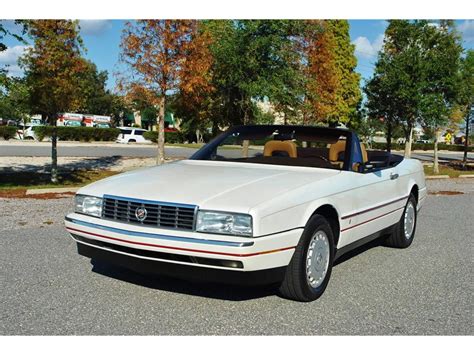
[33,126,120,142]
[0,76,31,123]
[201,20,305,128]
[75,59,119,116]
[0,126,17,140]
[253,108,276,125]
[457,50,474,110]
[143,130,184,143]
[365,20,463,155]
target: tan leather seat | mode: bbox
[263,140,297,158]
[328,140,347,162]
[329,140,369,171]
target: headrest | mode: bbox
[263,140,297,158]
[329,140,346,161]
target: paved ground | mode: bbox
[0,141,197,158]
[0,141,472,163]
[1,179,472,335]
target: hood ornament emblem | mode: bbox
[135,207,147,222]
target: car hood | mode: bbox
[79,160,340,213]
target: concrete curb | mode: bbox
[26,187,79,195]
[425,175,450,180]
[425,175,474,180]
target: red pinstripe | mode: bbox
[66,226,296,258]
[341,206,404,232]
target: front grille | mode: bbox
[102,195,196,231]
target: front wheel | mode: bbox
[279,215,335,302]
[384,194,417,248]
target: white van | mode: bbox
[116,127,150,144]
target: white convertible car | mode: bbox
[65,125,426,302]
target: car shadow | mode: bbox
[90,259,278,301]
[89,237,388,302]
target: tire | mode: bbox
[279,214,335,302]
[384,194,417,248]
[128,139,136,143]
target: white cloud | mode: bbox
[352,33,384,58]
[0,45,30,76]
[79,20,112,36]
[459,20,474,43]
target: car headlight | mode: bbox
[75,195,103,218]
[196,211,253,237]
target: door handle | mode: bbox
[390,173,399,180]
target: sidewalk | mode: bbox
[0,140,153,148]
[0,156,172,173]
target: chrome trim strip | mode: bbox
[103,194,197,209]
[65,216,254,248]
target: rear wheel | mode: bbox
[128,139,136,143]
[384,194,417,248]
[279,215,335,302]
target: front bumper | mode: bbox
[65,213,301,273]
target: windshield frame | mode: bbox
[190,125,359,172]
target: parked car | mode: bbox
[15,123,42,140]
[116,127,150,144]
[66,125,427,302]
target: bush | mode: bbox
[0,126,17,140]
[33,126,120,142]
[143,131,184,144]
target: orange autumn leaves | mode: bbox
[119,20,213,106]
[302,20,339,124]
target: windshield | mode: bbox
[191,125,351,170]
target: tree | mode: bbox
[457,49,474,168]
[366,20,462,163]
[202,20,304,130]
[75,59,116,115]
[21,20,86,183]
[380,20,426,157]
[174,23,214,141]
[299,20,339,124]
[325,20,361,125]
[364,57,400,152]
[120,20,210,165]
[417,21,462,173]
[0,76,30,125]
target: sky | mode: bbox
[1,19,473,91]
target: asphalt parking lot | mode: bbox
[1,179,473,335]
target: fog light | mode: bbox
[220,260,243,269]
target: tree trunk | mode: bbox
[157,96,165,165]
[242,139,250,158]
[433,129,440,174]
[463,109,470,169]
[50,115,58,183]
[404,126,413,158]
[386,122,392,153]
